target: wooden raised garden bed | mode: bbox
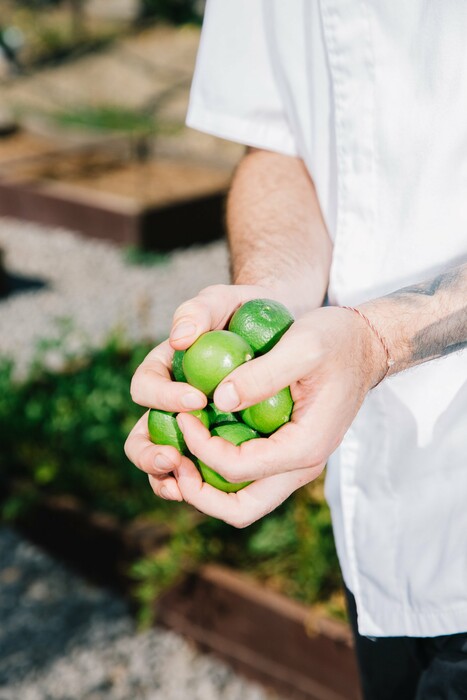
[11,490,360,700]
[0,132,231,249]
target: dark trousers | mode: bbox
[345,587,467,700]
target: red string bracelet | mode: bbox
[341,306,395,387]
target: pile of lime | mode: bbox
[148,299,294,492]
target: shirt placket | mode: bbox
[319,0,378,631]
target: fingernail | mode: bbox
[155,454,173,470]
[160,485,171,499]
[215,382,240,411]
[171,322,196,341]
[181,392,205,409]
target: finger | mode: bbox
[169,284,270,350]
[212,321,312,412]
[130,339,206,411]
[169,285,239,350]
[124,411,183,475]
[148,473,183,501]
[176,412,323,482]
[175,459,321,528]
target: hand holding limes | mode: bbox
[126,284,296,501]
[127,286,376,527]
[147,298,294,492]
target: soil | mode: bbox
[0,132,57,171]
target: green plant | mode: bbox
[130,481,342,626]
[0,325,163,520]
[52,105,157,135]
[0,327,343,622]
[244,486,341,605]
[139,0,203,25]
[123,246,170,267]
[130,510,220,627]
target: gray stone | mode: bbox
[0,217,230,377]
[0,528,280,700]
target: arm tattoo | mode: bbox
[387,266,462,301]
[412,308,467,363]
[382,262,467,369]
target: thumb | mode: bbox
[213,324,309,411]
[169,284,275,350]
[169,285,257,351]
[169,286,235,350]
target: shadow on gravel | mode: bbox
[1,273,48,299]
[0,527,130,689]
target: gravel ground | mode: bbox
[0,528,280,700]
[0,217,229,375]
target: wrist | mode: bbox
[355,300,408,380]
[341,305,393,388]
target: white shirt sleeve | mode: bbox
[186,0,298,156]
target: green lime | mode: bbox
[240,386,293,435]
[189,408,210,429]
[228,298,294,355]
[197,422,259,493]
[182,330,253,398]
[148,409,186,454]
[211,422,259,442]
[206,402,239,427]
[172,349,187,382]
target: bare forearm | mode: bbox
[226,149,332,317]
[360,262,467,376]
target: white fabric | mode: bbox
[187,0,467,637]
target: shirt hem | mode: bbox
[186,103,299,157]
[359,602,467,638]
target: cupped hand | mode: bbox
[175,305,387,484]
[171,458,323,528]
[125,283,281,503]
[130,284,280,411]
[126,299,386,526]
[167,283,287,350]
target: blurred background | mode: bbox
[0,3,352,699]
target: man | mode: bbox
[125,2,467,697]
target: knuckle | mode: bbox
[131,367,163,407]
[123,435,132,461]
[230,516,251,529]
[259,363,278,394]
[129,368,146,404]
[237,520,251,529]
[151,482,165,500]
[174,298,204,321]
[183,493,195,507]
[199,284,229,298]
[147,474,157,494]
[218,465,239,482]
[151,482,162,498]
[141,445,157,473]
[309,440,327,467]
[241,361,275,400]
[249,449,270,477]
[129,374,139,403]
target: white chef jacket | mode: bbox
[186,0,467,637]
